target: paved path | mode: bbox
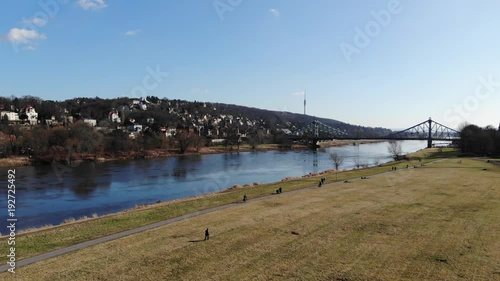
[0,204,240,272]
[0,160,445,272]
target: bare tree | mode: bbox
[192,135,206,152]
[248,136,259,150]
[354,157,361,169]
[176,130,193,154]
[387,141,402,160]
[330,152,344,180]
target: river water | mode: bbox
[1,140,436,231]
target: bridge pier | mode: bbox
[310,139,319,149]
[427,118,432,148]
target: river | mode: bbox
[1,140,438,231]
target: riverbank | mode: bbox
[3,150,499,280]
[318,139,385,148]
[0,143,309,168]
[0,148,457,264]
[0,156,32,168]
[0,140,384,168]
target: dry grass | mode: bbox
[0,156,31,168]
[0,154,435,264]
[4,158,500,280]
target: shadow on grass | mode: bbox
[188,239,205,243]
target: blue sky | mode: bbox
[1,0,499,129]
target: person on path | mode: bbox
[205,228,210,240]
[243,194,247,202]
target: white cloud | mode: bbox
[7,28,46,50]
[269,9,280,17]
[7,28,47,47]
[292,91,305,97]
[124,29,141,36]
[78,0,107,11]
[22,17,47,26]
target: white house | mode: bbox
[108,111,121,123]
[83,119,97,127]
[131,98,148,110]
[24,106,38,125]
[0,111,19,122]
[128,132,140,139]
[128,124,143,132]
[164,128,176,137]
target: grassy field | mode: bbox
[2,154,499,280]
[0,149,445,264]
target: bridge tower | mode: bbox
[312,120,319,149]
[427,117,432,148]
[314,120,319,138]
[303,89,306,115]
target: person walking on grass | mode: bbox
[205,228,210,240]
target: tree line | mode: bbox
[0,121,212,161]
[459,123,500,156]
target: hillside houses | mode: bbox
[1,105,38,125]
[0,96,393,148]
[0,99,288,141]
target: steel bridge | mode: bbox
[291,118,460,148]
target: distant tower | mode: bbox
[303,89,306,115]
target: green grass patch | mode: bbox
[407,147,459,160]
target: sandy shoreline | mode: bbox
[318,139,386,148]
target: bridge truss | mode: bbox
[290,118,460,149]
[386,118,460,147]
[292,120,348,139]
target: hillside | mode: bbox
[0,95,390,137]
